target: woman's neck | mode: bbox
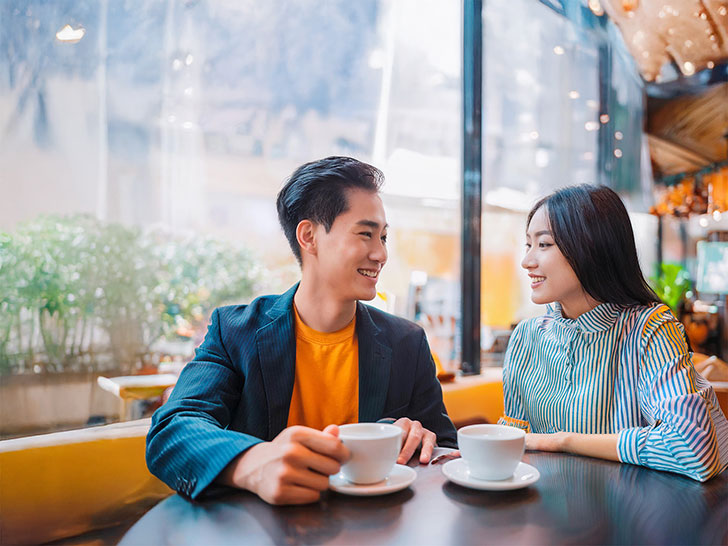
[559,292,601,320]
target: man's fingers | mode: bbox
[297,429,350,462]
[397,420,424,464]
[418,430,437,463]
[323,424,339,437]
[269,484,322,505]
[288,447,343,477]
[393,417,412,434]
[284,466,332,492]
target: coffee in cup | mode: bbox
[338,423,402,484]
[458,424,525,481]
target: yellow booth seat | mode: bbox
[0,418,171,544]
[440,367,504,427]
[0,370,504,544]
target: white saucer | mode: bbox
[329,464,416,496]
[442,459,539,491]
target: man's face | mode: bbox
[308,188,388,303]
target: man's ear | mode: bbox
[296,219,317,258]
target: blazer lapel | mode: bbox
[256,284,298,437]
[357,303,392,422]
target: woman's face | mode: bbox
[522,206,598,319]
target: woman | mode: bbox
[499,184,728,481]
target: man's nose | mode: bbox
[371,240,387,263]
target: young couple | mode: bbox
[147,157,727,507]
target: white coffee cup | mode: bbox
[458,424,525,481]
[338,423,402,484]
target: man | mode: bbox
[146,156,457,505]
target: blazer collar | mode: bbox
[257,283,298,437]
[356,302,392,423]
[265,282,299,322]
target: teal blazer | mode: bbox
[146,284,457,499]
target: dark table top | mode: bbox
[121,450,728,545]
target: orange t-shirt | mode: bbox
[287,306,359,430]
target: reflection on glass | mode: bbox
[0,0,461,437]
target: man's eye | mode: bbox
[381,235,388,243]
[360,232,372,238]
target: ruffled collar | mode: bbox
[547,301,623,334]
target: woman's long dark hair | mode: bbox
[527,184,662,307]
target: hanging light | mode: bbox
[56,24,85,43]
[589,0,604,16]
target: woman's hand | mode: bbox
[525,432,569,452]
[526,431,619,461]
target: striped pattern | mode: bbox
[499,302,728,481]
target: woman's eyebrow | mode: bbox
[525,230,552,239]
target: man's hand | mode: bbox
[391,418,437,464]
[217,424,350,505]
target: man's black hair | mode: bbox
[276,156,384,264]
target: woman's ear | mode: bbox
[296,219,317,258]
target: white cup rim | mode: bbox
[339,422,402,440]
[458,424,526,439]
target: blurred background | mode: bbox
[1,0,726,439]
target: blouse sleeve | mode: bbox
[497,321,532,432]
[617,309,728,481]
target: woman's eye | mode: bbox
[525,243,531,250]
[539,242,552,248]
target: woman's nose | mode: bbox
[521,249,534,270]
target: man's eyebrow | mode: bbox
[355,220,389,229]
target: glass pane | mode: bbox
[479,0,648,351]
[0,0,461,437]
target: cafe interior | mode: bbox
[1,0,727,544]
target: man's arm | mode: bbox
[147,309,352,502]
[146,309,266,499]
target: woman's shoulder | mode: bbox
[616,303,684,346]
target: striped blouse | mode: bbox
[499,302,728,481]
